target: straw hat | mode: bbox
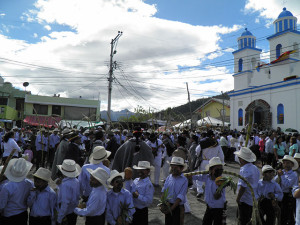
[87,167,109,188]
[205,157,225,170]
[168,156,187,171]
[294,153,300,159]
[33,167,52,182]
[62,128,72,135]
[89,146,111,164]
[57,159,81,178]
[280,155,299,170]
[234,147,256,162]
[4,158,33,182]
[68,133,81,142]
[133,161,153,170]
[107,170,124,188]
[262,165,275,173]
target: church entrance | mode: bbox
[245,99,272,130]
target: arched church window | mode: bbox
[276,44,282,59]
[277,104,284,124]
[293,42,299,57]
[238,109,243,126]
[238,59,243,72]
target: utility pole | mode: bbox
[186,82,193,130]
[107,31,123,129]
[221,91,225,131]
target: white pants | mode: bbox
[162,156,172,181]
[153,154,162,185]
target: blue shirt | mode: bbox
[256,179,283,201]
[106,188,135,225]
[49,134,60,148]
[57,177,80,223]
[131,177,154,209]
[35,134,48,151]
[238,163,260,206]
[74,185,107,217]
[0,179,8,193]
[0,179,34,217]
[3,138,21,157]
[78,163,110,197]
[27,186,56,222]
[292,185,300,225]
[193,174,226,208]
[162,174,188,205]
[124,179,133,193]
[276,169,298,193]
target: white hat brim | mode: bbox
[205,162,225,171]
[168,162,188,172]
[132,165,153,170]
[279,158,299,171]
[234,151,256,162]
[107,172,124,189]
[4,159,33,182]
[89,151,111,164]
[33,174,53,183]
[87,168,108,188]
[57,163,81,178]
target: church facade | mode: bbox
[228,8,300,131]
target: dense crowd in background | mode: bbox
[0,125,299,225]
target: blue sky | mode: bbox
[0,0,299,111]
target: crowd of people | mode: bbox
[0,124,299,225]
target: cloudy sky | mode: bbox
[0,0,299,112]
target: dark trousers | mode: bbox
[165,205,182,225]
[29,215,51,225]
[2,211,28,225]
[221,146,229,161]
[48,147,56,168]
[202,205,224,225]
[64,212,77,225]
[280,193,296,225]
[86,213,105,225]
[36,150,46,170]
[259,198,275,225]
[132,207,148,225]
[266,153,274,167]
[238,202,252,225]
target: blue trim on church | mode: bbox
[232,47,262,54]
[267,29,300,40]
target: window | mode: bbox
[277,104,284,124]
[251,58,256,70]
[16,99,24,111]
[238,109,243,126]
[64,106,97,120]
[276,44,282,59]
[284,19,288,31]
[52,105,61,115]
[0,107,5,114]
[238,58,243,72]
[0,98,8,105]
[279,20,282,32]
[33,104,48,115]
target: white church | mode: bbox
[229,7,300,131]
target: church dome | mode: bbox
[241,28,253,37]
[278,7,293,19]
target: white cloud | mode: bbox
[244,0,300,21]
[33,33,38,38]
[44,25,51,31]
[0,0,240,112]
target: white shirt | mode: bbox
[3,138,21,157]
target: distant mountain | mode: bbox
[100,109,135,121]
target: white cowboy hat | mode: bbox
[107,170,124,188]
[57,159,81,178]
[262,165,275,173]
[205,157,225,170]
[133,161,153,170]
[40,127,46,132]
[280,155,299,170]
[168,156,187,171]
[53,128,59,132]
[87,167,109,188]
[294,153,300,159]
[33,167,52,182]
[62,128,72,135]
[4,158,33,182]
[89,146,111,164]
[83,129,90,135]
[234,147,256,162]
